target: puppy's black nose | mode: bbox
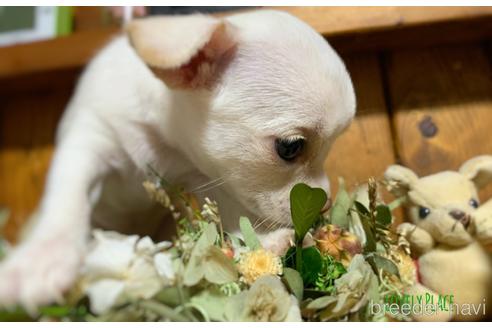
[449,210,470,229]
[449,210,465,221]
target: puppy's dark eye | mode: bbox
[418,207,430,219]
[275,137,305,162]
[469,199,479,209]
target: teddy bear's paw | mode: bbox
[0,237,83,313]
[397,222,417,237]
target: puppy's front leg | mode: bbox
[259,228,295,256]
[0,136,111,311]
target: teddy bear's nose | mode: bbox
[449,210,471,228]
[449,210,465,221]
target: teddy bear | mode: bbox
[384,155,492,321]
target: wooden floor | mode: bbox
[1,8,492,242]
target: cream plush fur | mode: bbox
[0,10,355,310]
[385,155,492,321]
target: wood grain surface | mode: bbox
[325,54,396,193]
[386,43,492,201]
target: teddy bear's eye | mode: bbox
[469,199,479,209]
[418,207,431,219]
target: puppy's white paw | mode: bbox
[260,228,295,256]
[0,237,83,312]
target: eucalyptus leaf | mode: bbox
[329,179,352,228]
[367,254,400,278]
[183,223,218,286]
[239,216,261,250]
[203,246,238,284]
[306,295,337,310]
[375,205,392,226]
[282,268,304,302]
[155,287,190,307]
[190,289,228,321]
[290,183,327,241]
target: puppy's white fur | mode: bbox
[0,10,355,309]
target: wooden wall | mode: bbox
[1,7,492,242]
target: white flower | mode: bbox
[80,230,175,314]
[225,275,302,322]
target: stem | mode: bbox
[295,242,303,273]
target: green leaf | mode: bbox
[354,201,370,216]
[226,232,243,250]
[239,217,261,250]
[282,246,296,268]
[39,305,71,318]
[290,183,328,241]
[367,254,400,278]
[301,246,323,285]
[183,223,218,286]
[282,268,304,301]
[203,246,238,284]
[306,295,337,310]
[156,287,190,307]
[375,205,392,226]
[190,289,228,321]
[360,216,376,252]
[329,179,352,228]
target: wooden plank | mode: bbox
[386,44,492,201]
[277,6,492,36]
[0,27,119,79]
[325,54,396,195]
[0,74,73,242]
[1,7,492,78]
[329,16,492,55]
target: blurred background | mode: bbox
[1,6,492,242]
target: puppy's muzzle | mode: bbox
[449,210,471,229]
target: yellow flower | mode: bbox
[238,249,282,285]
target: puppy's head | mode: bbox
[128,10,355,228]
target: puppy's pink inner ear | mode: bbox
[153,23,236,89]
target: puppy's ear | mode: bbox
[384,165,418,197]
[127,15,237,89]
[459,155,492,189]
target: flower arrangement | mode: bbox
[0,173,414,322]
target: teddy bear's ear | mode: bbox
[459,155,492,189]
[384,165,419,196]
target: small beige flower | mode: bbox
[237,249,283,285]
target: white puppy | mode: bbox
[0,10,355,310]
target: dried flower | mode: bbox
[238,249,283,285]
[313,224,362,266]
[384,245,416,289]
[142,180,171,208]
[225,275,302,322]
